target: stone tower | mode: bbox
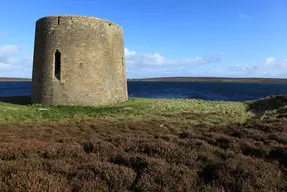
[31,15,128,106]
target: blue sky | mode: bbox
[0,0,287,78]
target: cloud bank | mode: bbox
[214,57,287,78]
[0,44,286,78]
[0,45,33,78]
[125,48,225,67]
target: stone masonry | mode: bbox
[31,15,128,106]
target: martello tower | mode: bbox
[31,15,128,106]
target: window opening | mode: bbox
[54,49,61,80]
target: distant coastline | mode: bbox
[0,78,32,82]
[128,77,287,83]
[1,77,287,83]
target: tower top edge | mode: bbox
[36,15,122,29]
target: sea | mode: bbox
[1,81,287,102]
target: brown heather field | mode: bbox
[0,96,287,192]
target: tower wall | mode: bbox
[31,15,128,106]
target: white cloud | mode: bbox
[211,58,287,78]
[126,55,287,79]
[282,59,287,67]
[0,44,32,78]
[0,63,11,69]
[124,48,225,78]
[265,56,276,65]
[0,45,19,64]
[124,48,224,68]
[124,48,136,57]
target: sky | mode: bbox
[0,0,287,78]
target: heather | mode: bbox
[0,95,286,192]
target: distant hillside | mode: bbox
[128,77,287,83]
[0,78,32,82]
[1,77,287,83]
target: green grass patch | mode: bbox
[0,97,253,124]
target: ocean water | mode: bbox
[1,81,287,102]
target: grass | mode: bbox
[0,96,286,191]
[0,98,251,125]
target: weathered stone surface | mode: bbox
[31,15,128,106]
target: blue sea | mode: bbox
[1,81,287,102]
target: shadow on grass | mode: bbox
[0,96,32,105]
[247,94,287,117]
